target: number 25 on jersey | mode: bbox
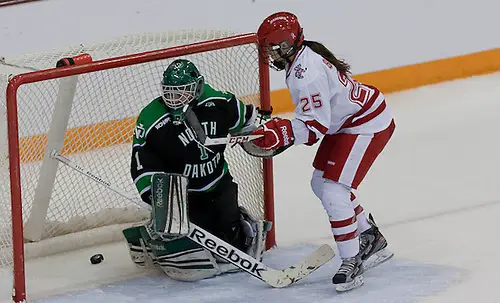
[300,93,322,112]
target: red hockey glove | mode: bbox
[251,117,294,150]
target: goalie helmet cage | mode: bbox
[2,32,274,303]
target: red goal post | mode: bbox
[3,32,274,303]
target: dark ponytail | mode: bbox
[302,40,351,75]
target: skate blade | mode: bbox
[335,275,364,292]
[363,247,394,271]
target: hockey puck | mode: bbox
[90,254,104,265]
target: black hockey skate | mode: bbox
[358,213,394,271]
[332,256,364,292]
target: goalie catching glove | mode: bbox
[251,117,294,150]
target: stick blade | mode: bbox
[261,244,335,288]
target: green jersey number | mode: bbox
[198,145,209,161]
[135,151,143,170]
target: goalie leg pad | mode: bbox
[150,172,190,240]
[122,225,156,268]
[148,236,222,281]
[124,224,224,281]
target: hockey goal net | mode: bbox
[0,30,274,303]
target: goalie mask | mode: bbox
[162,59,205,123]
[257,12,304,71]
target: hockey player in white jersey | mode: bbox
[253,12,395,291]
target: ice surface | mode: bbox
[35,245,464,303]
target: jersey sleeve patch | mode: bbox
[133,98,168,146]
[133,121,147,147]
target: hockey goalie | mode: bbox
[122,59,272,281]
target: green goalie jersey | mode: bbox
[131,83,255,204]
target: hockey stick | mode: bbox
[183,105,263,146]
[203,134,263,146]
[49,150,335,287]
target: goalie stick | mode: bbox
[49,150,335,287]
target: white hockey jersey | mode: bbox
[285,46,393,146]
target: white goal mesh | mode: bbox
[0,30,271,300]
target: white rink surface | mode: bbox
[3,71,500,302]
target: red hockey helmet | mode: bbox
[257,12,304,70]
